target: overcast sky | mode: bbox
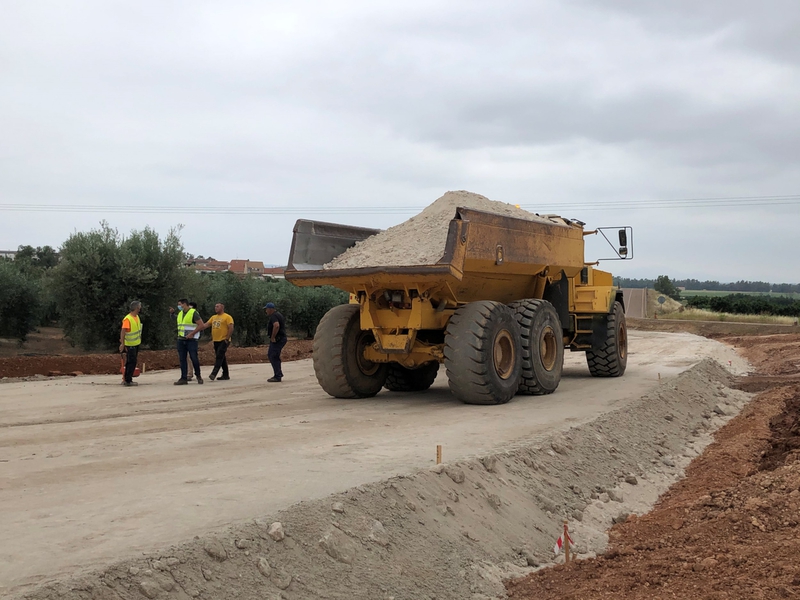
[2,1,799,282]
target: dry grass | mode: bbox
[646,289,683,317]
[657,307,796,325]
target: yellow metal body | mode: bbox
[286,207,620,368]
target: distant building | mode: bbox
[0,250,17,260]
[245,261,265,275]
[229,259,248,275]
[185,256,278,277]
[185,256,230,274]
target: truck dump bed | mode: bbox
[285,207,586,305]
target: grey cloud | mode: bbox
[1,1,799,281]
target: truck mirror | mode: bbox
[619,247,628,257]
[618,229,628,247]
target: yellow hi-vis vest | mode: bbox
[123,314,142,347]
[177,308,198,339]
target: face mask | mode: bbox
[177,305,182,312]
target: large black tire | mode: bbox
[509,299,564,395]
[586,301,628,377]
[384,361,440,392]
[444,301,522,405]
[312,304,388,398]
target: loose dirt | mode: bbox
[0,340,312,379]
[506,332,800,600]
[5,332,749,600]
[324,190,559,269]
[629,317,797,339]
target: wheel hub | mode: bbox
[540,325,558,371]
[356,331,380,376]
[618,322,627,359]
[493,329,516,380]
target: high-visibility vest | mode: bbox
[122,314,142,346]
[177,308,198,339]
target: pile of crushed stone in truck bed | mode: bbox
[324,190,558,269]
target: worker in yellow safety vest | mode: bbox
[119,300,143,387]
[170,298,206,385]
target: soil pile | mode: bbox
[0,341,312,379]
[325,190,558,269]
[14,359,749,600]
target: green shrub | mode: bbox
[0,261,42,341]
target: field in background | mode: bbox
[642,289,798,325]
[681,289,800,299]
[657,307,796,325]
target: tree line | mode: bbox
[615,277,800,294]
[0,223,347,348]
[685,294,800,318]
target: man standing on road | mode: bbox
[264,302,287,382]
[192,302,234,381]
[119,301,143,387]
[170,299,205,385]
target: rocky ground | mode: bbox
[507,333,800,600]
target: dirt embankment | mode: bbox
[0,341,312,379]
[629,317,798,339]
[507,334,800,600]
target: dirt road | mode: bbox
[0,331,746,595]
[622,288,647,318]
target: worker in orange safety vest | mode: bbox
[119,301,143,387]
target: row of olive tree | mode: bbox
[51,223,197,350]
[196,273,347,346]
[0,261,43,341]
[1,224,347,349]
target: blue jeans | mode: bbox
[177,337,201,380]
[268,337,287,378]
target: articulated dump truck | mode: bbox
[285,207,629,405]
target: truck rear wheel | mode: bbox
[510,299,563,395]
[444,301,522,405]
[384,361,440,392]
[313,304,388,398]
[586,301,627,377]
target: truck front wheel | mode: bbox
[510,299,564,395]
[586,301,628,377]
[313,304,388,398]
[444,301,522,405]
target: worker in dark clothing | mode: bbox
[264,302,287,382]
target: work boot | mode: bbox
[218,375,230,381]
[267,377,282,383]
[123,381,138,387]
[196,376,204,384]
[209,370,217,381]
[174,379,188,385]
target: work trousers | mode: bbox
[177,337,201,380]
[268,337,287,378]
[211,340,230,378]
[123,345,139,383]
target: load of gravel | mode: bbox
[324,190,558,270]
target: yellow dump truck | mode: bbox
[285,207,629,405]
